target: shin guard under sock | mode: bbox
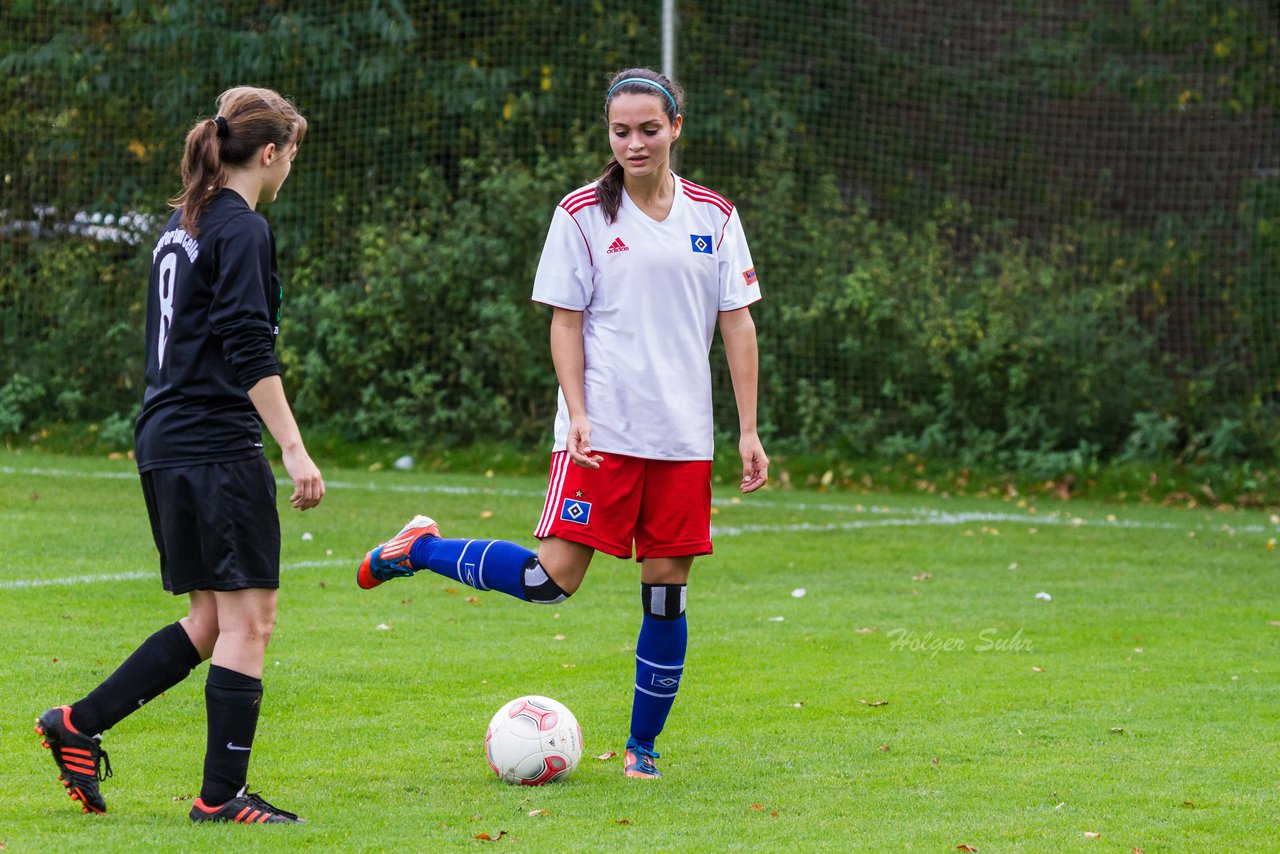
[629,584,688,751]
[409,538,568,603]
[70,621,202,736]
[201,665,263,805]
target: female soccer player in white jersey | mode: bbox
[358,67,768,779]
[36,87,324,823]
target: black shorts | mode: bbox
[140,456,281,595]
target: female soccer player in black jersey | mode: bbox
[36,86,324,824]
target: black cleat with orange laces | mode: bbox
[189,785,304,823]
[35,705,112,814]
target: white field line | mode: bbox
[0,559,352,590]
[5,465,1276,538]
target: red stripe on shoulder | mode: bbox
[562,197,599,216]
[681,178,728,202]
[559,185,599,215]
[681,180,733,216]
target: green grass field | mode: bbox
[2,449,1277,852]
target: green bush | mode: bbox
[4,152,1275,472]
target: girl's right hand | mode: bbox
[567,415,603,468]
[282,446,325,509]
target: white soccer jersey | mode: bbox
[532,173,761,460]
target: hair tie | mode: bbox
[214,116,229,138]
[607,77,678,116]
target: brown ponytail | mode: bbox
[596,68,684,225]
[170,86,308,236]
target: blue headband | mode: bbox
[607,77,678,116]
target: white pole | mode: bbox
[662,0,675,80]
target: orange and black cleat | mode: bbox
[35,705,112,813]
[189,785,303,823]
[357,514,440,589]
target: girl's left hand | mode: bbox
[739,433,769,493]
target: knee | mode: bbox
[181,615,218,660]
[523,558,574,604]
[244,613,277,643]
[221,611,276,647]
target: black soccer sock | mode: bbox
[70,621,202,736]
[201,664,264,806]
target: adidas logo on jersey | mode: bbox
[606,237,629,254]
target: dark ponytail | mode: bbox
[170,86,308,236]
[596,68,684,225]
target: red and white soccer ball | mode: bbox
[485,695,583,785]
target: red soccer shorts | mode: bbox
[533,451,713,560]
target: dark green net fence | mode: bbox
[3,1,1278,468]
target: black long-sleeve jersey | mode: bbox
[135,189,283,472]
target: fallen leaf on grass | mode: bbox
[931,757,940,767]
[481,511,494,519]
[375,623,392,631]
[855,626,876,633]
[560,663,576,668]
[1181,800,1196,808]
[474,831,507,841]
[912,572,932,581]
[527,809,549,817]
[1083,831,1100,839]
[956,846,979,852]
[859,699,889,707]
[595,751,617,760]
[616,819,632,825]
[1110,727,1126,734]
[445,588,459,594]
[1054,802,1065,810]
[878,744,891,751]
[751,804,765,811]
[1031,666,1045,672]
[1133,848,1146,854]
[470,815,482,821]
[553,633,566,640]
[465,596,480,604]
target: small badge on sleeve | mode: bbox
[560,498,592,525]
[690,234,713,254]
[743,267,758,286]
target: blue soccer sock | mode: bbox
[629,584,688,751]
[409,537,567,603]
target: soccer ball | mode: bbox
[485,696,583,785]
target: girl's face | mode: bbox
[607,92,681,181]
